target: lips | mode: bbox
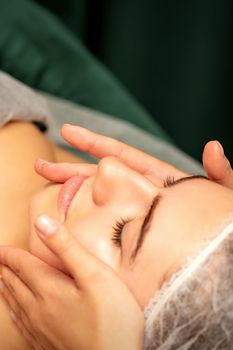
[58,175,87,220]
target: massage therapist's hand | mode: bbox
[202,140,233,189]
[35,124,233,189]
[0,215,144,350]
[35,124,187,187]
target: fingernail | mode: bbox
[64,123,75,129]
[38,159,51,167]
[35,215,59,236]
[216,141,224,156]
[10,310,17,322]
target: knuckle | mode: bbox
[115,142,125,159]
[142,162,155,177]
[57,237,74,257]
[85,135,98,153]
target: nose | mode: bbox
[93,156,158,206]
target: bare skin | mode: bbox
[0,220,144,350]
[36,125,233,190]
[203,140,233,188]
[0,122,83,350]
[0,122,232,349]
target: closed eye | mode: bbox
[130,174,209,262]
[112,218,129,247]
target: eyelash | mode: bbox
[112,175,174,248]
[112,218,129,247]
[163,175,176,188]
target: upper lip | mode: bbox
[57,175,87,220]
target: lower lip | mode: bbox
[58,175,87,219]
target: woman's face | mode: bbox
[29,157,233,308]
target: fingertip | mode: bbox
[60,123,71,135]
[212,140,224,156]
[203,140,224,160]
[34,158,42,172]
[62,123,83,130]
[61,124,88,136]
[35,214,60,237]
[63,123,73,128]
[34,158,51,173]
[61,123,78,134]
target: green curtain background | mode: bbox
[36,0,233,163]
[0,0,169,141]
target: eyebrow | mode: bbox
[130,174,208,262]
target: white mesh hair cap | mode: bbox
[0,71,51,128]
[144,219,233,350]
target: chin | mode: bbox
[28,182,67,272]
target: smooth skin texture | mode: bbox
[36,125,233,189]
[29,156,233,308]
[0,122,54,350]
[0,123,233,350]
[0,122,84,350]
[0,216,144,350]
[203,140,233,188]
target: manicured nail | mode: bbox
[64,123,75,129]
[216,141,224,156]
[35,215,59,236]
[38,159,51,166]
[10,310,17,322]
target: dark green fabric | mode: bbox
[0,0,170,142]
[36,0,233,162]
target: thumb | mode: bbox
[34,214,106,288]
[203,140,233,189]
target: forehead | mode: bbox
[123,177,233,307]
[146,178,233,241]
[139,177,233,264]
[160,178,233,211]
[162,176,218,195]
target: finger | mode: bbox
[203,140,233,189]
[0,247,50,294]
[61,124,186,180]
[1,283,20,317]
[35,159,97,183]
[1,283,30,332]
[35,214,110,289]
[1,282,41,349]
[14,317,40,350]
[1,265,35,308]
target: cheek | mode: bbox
[119,254,163,309]
[65,215,121,270]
